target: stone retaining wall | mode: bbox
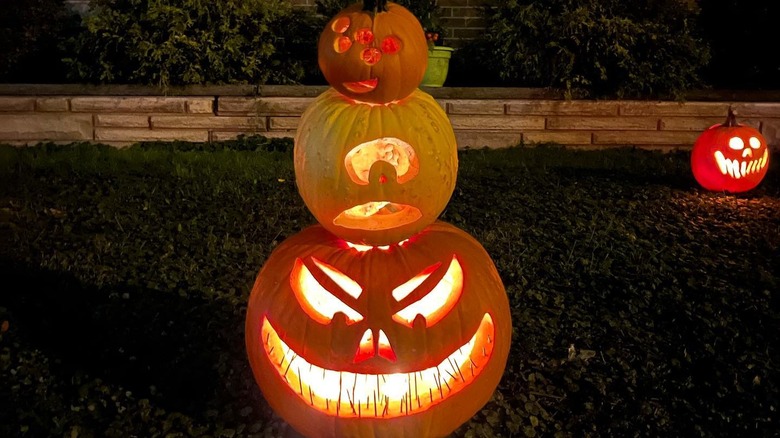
[1,86,779,150]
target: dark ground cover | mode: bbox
[0,138,778,437]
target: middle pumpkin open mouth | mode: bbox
[260,313,495,418]
[333,202,422,230]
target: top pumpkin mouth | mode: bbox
[333,202,422,231]
[343,78,379,93]
[260,313,495,418]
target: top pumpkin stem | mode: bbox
[363,0,388,13]
[723,106,739,127]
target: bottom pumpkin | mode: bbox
[245,221,512,438]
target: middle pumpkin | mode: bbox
[295,88,458,246]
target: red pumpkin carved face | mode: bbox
[691,108,770,192]
[245,221,511,438]
[295,88,458,246]
[318,1,428,104]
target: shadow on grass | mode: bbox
[0,260,263,418]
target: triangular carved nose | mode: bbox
[353,329,396,363]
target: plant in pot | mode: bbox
[400,0,453,87]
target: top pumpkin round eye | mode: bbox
[381,36,402,54]
[749,137,762,149]
[354,28,374,45]
[334,36,352,53]
[728,137,744,150]
[332,17,350,33]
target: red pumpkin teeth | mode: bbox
[714,149,768,178]
[261,314,495,418]
[343,78,379,93]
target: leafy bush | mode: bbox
[468,0,711,98]
[66,0,320,87]
[0,0,81,83]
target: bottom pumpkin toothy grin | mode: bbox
[260,314,495,418]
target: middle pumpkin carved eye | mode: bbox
[344,137,419,185]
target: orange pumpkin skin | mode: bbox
[318,2,428,104]
[691,109,770,192]
[245,221,512,438]
[294,88,458,246]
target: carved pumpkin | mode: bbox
[318,0,428,104]
[294,88,457,246]
[691,107,770,192]
[245,221,511,438]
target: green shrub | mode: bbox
[0,0,81,83]
[66,0,319,87]
[469,0,711,98]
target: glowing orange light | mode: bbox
[377,330,396,361]
[334,36,352,53]
[393,256,463,328]
[334,202,423,231]
[260,313,496,418]
[290,258,363,325]
[354,28,374,45]
[391,262,441,301]
[344,239,409,252]
[354,329,374,363]
[361,47,382,65]
[343,79,378,94]
[311,257,363,299]
[332,17,350,33]
[381,36,401,54]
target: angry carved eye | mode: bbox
[392,256,464,328]
[290,257,363,325]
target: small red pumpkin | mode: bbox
[245,221,511,438]
[691,107,770,192]
[318,1,428,104]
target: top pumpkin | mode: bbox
[318,1,428,104]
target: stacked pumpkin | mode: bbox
[245,2,512,437]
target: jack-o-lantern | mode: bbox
[245,221,511,438]
[294,88,457,246]
[318,0,428,104]
[691,107,770,192]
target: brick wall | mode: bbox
[2,86,779,150]
[289,0,488,47]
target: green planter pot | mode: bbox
[421,46,454,87]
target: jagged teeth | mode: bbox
[714,150,768,178]
[261,314,494,418]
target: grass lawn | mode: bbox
[0,137,778,437]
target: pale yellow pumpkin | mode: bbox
[294,88,458,246]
